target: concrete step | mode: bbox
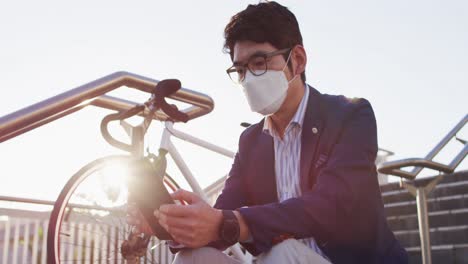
[406,244,468,264]
[380,171,468,263]
[384,194,468,217]
[387,208,468,231]
[382,180,468,205]
[394,225,468,248]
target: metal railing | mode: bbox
[1,217,49,264]
[378,114,467,264]
[378,114,467,180]
[0,71,214,143]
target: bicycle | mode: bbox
[46,79,247,263]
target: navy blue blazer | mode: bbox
[214,86,408,263]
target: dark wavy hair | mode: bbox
[223,1,306,82]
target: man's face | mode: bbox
[232,41,293,80]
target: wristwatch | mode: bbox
[219,210,240,246]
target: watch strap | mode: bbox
[219,210,240,246]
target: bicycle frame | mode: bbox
[161,121,234,200]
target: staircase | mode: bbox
[381,170,468,264]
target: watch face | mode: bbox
[222,218,240,244]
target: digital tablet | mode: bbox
[127,158,174,240]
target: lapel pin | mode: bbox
[312,127,318,134]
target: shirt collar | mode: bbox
[263,84,309,136]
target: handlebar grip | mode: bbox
[154,79,189,123]
[153,79,181,97]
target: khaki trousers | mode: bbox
[172,239,331,264]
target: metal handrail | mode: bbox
[0,195,123,213]
[0,71,214,143]
[0,178,225,212]
[377,158,454,179]
[378,114,467,180]
[377,114,467,264]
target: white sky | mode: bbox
[0,0,467,206]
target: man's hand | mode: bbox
[155,189,222,248]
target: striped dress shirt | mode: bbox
[263,85,328,259]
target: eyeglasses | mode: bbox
[226,48,292,83]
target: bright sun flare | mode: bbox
[73,161,130,209]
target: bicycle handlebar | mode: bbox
[100,79,189,152]
[100,111,137,152]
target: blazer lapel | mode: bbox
[253,121,278,204]
[300,86,323,192]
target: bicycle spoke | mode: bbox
[60,227,124,260]
[59,256,125,263]
[59,240,128,263]
[145,247,160,264]
[60,224,122,243]
[59,241,112,252]
[80,253,155,264]
[60,207,131,248]
[78,215,120,242]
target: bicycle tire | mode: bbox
[47,155,173,264]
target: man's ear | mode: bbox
[292,45,307,77]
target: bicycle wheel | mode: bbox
[47,155,173,264]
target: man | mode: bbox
[130,2,408,263]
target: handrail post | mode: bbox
[416,188,431,264]
[400,174,443,264]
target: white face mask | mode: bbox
[240,52,297,116]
